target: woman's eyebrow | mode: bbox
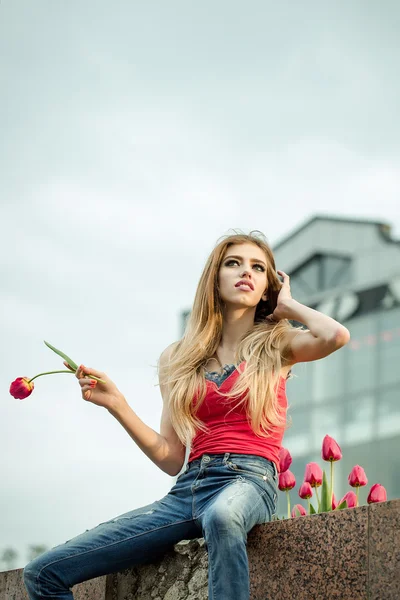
[224,254,267,267]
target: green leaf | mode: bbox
[309,503,316,514]
[336,500,348,510]
[44,341,78,371]
[320,470,331,513]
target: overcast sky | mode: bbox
[1,1,400,570]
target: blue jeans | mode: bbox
[23,453,278,600]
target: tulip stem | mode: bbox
[286,490,291,519]
[330,462,334,508]
[28,371,76,383]
[356,487,360,508]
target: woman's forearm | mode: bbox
[284,299,349,341]
[107,399,184,476]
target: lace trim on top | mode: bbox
[204,363,237,386]
[204,363,292,385]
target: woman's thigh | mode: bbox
[194,453,278,534]
[24,495,200,593]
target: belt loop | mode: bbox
[223,452,230,464]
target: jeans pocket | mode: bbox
[225,459,273,484]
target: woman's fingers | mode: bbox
[79,377,97,387]
[78,365,106,380]
[80,378,98,401]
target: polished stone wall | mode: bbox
[2,499,399,600]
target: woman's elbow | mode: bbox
[334,326,350,348]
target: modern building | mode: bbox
[180,216,400,512]
[273,215,400,513]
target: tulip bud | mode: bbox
[367,484,387,504]
[322,434,342,462]
[9,377,34,399]
[304,462,323,488]
[299,482,313,499]
[278,469,296,492]
[332,493,338,510]
[279,447,292,473]
[339,491,357,508]
[291,504,307,517]
[348,465,368,487]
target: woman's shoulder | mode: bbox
[159,341,180,365]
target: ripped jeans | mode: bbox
[23,453,278,600]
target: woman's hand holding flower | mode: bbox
[66,362,126,412]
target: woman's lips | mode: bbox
[235,283,253,291]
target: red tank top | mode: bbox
[188,361,288,469]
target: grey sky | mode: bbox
[1,1,400,569]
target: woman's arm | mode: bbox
[106,344,186,476]
[107,401,186,477]
[270,271,350,365]
[279,299,350,364]
[70,345,185,476]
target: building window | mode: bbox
[312,344,346,403]
[343,393,374,444]
[284,407,312,455]
[377,307,400,387]
[290,253,351,297]
[311,403,342,449]
[377,386,400,437]
[345,315,377,394]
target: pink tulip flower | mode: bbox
[339,491,357,508]
[367,484,387,504]
[348,465,368,487]
[299,482,313,500]
[279,447,292,473]
[332,493,338,510]
[304,462,323,488]
[322,434,342,462]
[278,470,296,492]
[291,504,307,517]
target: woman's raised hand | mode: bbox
[64,361,125,411]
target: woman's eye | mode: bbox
[225,260,265,272]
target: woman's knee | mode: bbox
[204,502,246,534]
[23,556,42,592]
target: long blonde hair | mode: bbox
[158,230,300,447]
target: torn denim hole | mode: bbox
[110,508,155,523]
[226,477,247,505]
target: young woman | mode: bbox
[23,231,350,600]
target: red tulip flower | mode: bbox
[339,491,357,508]
[279,469,296,519]
[299,482,313,500]
[348,465,368,506]
[9,377,34,399]
[10,340,107,401]
[348,466,368,487]
[279,447,292,473]
[304,462,323,488]
[291,504,307,518]
[278,470,296,492]
[322,434,342,462]
[322,435,342,509]
[367,484,387,504]
[332,493,338,510]
[304,462,323,510]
